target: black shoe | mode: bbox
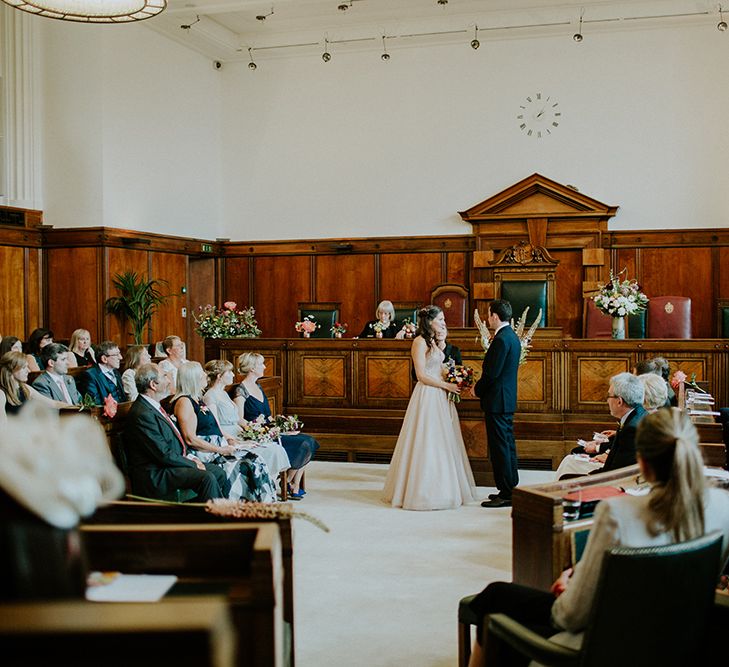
[488,493,500,501]
[481,497,512,508]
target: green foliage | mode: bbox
[105,271,171,344]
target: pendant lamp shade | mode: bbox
[1,0,166,23]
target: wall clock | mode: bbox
[516,92,561,138]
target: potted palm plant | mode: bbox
[105,271,171,344]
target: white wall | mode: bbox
[220,23,729,240]
[40,22,223,238]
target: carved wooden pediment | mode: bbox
[459,173,618,222]
[492,240,558,267]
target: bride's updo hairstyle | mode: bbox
[416,305,442,349]
[636,407,705,542]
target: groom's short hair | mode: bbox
[489,299,512,323]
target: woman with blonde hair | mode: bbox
[121,344,152,401]
[67,329,97,368]
[172,361,275,502]
[466,407,729,667]
[639,371,669,413]
[203,359,290,482]
[0,351,69,421]
[234,352,318,499]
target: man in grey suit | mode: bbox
[32,343,82,405]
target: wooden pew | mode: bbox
[86,499,296,666]
[0,596,235,667]
[79,521,285,667]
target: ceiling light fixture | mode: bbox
[471,25,480,49]
[573,9,584,42]
[322,38,332,62]
[248,47,257,70]
[719,5,728,31]
[437,0,448,5]
[1,0,166,23]
[256,6,274,21]
[338,1,351,10]
[180,14,200,30]
[381,35,390,61]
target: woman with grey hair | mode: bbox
[356,300,407,339]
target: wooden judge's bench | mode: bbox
[206,331,728,485]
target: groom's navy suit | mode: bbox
[123,395,229,501]
[474,324,521,500]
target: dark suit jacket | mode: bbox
[598,405,647,473]
[123,395,199,498]
[32,371,82,405]
[79,365,126,405]
[474,325,521,415]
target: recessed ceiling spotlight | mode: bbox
[322,37,332,62]
[256,6,274,21]
[381,35,390,61]
[248,47,257,70]
[573,11,584,42]
[719,5,728,31]
[470,25,480,50]
[437,0,448,5]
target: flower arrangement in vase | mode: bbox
[401,318,417,339]
[592,269,649,339]
[330,322,348,338]
[193,301,261,339]
[295,315,319,338]
[371,321,385,338]
[474,306,542,366]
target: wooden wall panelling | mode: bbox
[614,248,638,283]
[638,247,713,338]
[0,246,27,337]
[718,247,729,299]
[221,257,252,314]
[315,254,375,338]
[187,257,217,364]
[150,252,188,350]
[105,247,149,346]
[379,252,443,306]
[551,249,583,338]
[46,247,101,342]
[25,248,42,334]
[358,350,413,407]
[288,347,352,407]
[446,251,467,287]
[252,256,312,339]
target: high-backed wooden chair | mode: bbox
[297,302,341,338]
[431,284,468,327]
[646,296,692,339]
[583,298,613,338]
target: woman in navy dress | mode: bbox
[234,352,318,499]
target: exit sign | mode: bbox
[201,243,213,253]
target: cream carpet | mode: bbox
[292,462,555,667]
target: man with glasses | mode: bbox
[581,372,646,474]
[79,340,127,405]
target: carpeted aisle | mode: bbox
[292,461,554,667]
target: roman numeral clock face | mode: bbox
[517,93,561,138]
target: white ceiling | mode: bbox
[147,0,720,62]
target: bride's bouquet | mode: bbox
[443,358,474,403]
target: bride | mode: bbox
[383,305,476,510]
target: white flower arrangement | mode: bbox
[592,269,649,317]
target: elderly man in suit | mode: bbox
[124,363,229,501]
[32,343,82,405]
[474,299,521,508]
[79,340,126,405]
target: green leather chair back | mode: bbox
[500,281,547,327]
[394,307,418,328]
[299,308,339,338]
[723,307,729,338]
[628,310,646,339]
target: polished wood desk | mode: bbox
[206,334,728,484]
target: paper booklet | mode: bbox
[86,572,178,602]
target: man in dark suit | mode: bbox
[32,343,82,405]
[587,372,646,473]
[123,363,229,501]
[79,340,126,405]
[474,299,521,508]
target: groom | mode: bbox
[473,299,521,508]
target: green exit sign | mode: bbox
[201,243,213,253]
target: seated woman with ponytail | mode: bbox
[466,407,729,667]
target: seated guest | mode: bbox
[121,344,152,402]
[158,335,187,387]
[25,327,54,372]
[652,355,677,406]
[234,352,319,499]
[66,328,97,368]
[78,340,126,405]
[123,363,229,502]
[556,372,666,479]
[203,359,290,481]
[0,351,68,420]
[466,408,729,667]
[31,343,82,405]
[172,361,275,502]
[0,336,23,357]
[356,300,407,339]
